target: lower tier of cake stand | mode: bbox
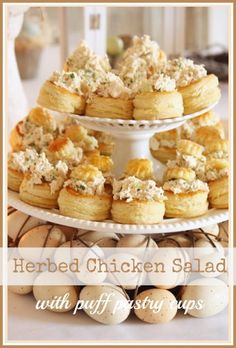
[8,190,229,234]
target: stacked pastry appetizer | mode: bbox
[163,167,209,218]
[205,159,229,209]
[163,57,221,114]
[58,164,112,220]
[150,128,181,164]
[193,125,225,146]
[119,35,166,93]
[8,149,38,192]
[111,159,166,224]
[180,110,225,140]
[46,136,83,168]
[9,107,56,152]
[85,72,133,119]
[19,153,68,209]
[133,74,184,120]
[167,139,206,181]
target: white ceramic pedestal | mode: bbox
[70,102,217,179]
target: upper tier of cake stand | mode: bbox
[64,102,218,178]
[8,190,229,234]
[68,102,218,134]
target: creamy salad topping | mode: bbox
[64,172,105,195]
[119,57,148,93]
[50,71,84,95]
[167,152,206,180]
[163,178,209,194]
[90,72,132,100]
[27,153,68,194]
[181,121,195,139]
[207,151,228,160]
[163,57,207,88]
[205,167,229,181]
[19,120,54,151]
[8,149,38,172]
[148,74,176,92]
[113,176,166,202]
[65,40,111,73]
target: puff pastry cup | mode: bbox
[37,80,86,114]
[111,174,166,224]
[133,90,183,120]
[124,158,154,180]
[163,167,209,218]
[20,178,62,209]
[9,107,56,152]
[178,74,221,115]
[194,125,224,146]
[46,136,83,167]
[150,129,180,163]
[58,164,112,221]
[19,152,68,209]
[85,95,133,120]
[205,159,229,209]
[8,168,24,192]
[8,149,39,192]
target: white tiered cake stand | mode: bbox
[8,101,229,233]
[70,102,218,179]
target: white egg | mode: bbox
[182,277,228,317]
[33,271,78,312]
[8,211,46,242]
[158,233,192,248]
[117,234,157,252]
[107,253,144,290]
[149,248,189,289]
[8,259,35,295]
[199,253,227,278]
[79,230,119,247]
[18,225,66,261]
[54,240,106,285]
[134,288,177,324]
[194,238,224,259]
[79,285,130,325]
[193,224,219,241]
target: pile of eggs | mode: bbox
[8,208,229,325]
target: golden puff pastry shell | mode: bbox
[70,164,102,181]
[177,139,204,158]
[47,137,77,161]
[206,159,229,171]
[191,110,218,126]
[165,167,196,182]
[27,107,56,132]
[37,80,86,114]
[164,190,209,218]
[178,74,221,115]
[133,91,184,120]
[8,167,24,192]
[111,199,165,224]
[19,178,60,209]
[205,139,228,155]
[64,124,88,143]
[194,126,223,146]
[154,128,180,141]
[86,96,133,120]
[208,176,228,209]
[151,147,176,164]
[58,187,112,221]
[86,154,113,173]
[125,159,154,180]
